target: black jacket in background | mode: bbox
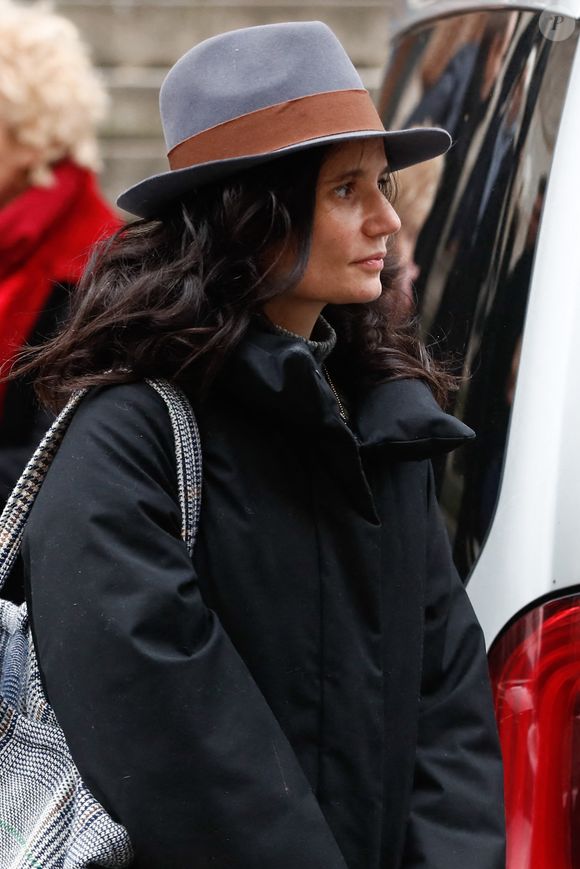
[0,281,68,509]
[22,322,505,868]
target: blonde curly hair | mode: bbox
[0,0,107,186]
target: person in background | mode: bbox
[0,1,120,511]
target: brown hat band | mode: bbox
[167,89,385,170]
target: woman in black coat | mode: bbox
[20,21,505,869]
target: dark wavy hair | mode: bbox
[15,144,455,410]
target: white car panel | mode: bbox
[466,31,580,647]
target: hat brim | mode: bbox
[117,127,452,218]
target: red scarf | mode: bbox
[0,160,120,411]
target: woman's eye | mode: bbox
[378,177,391,197]
[334,183,353,199]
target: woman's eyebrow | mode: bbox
[327,164,390,182]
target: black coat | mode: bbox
[23,321,505,869]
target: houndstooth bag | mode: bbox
[0,379,202,868]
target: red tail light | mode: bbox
[489,593,580,868]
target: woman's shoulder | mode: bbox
[41,381,182,493]
[22,381,185,549]
[67,380,175,443]
[73,379,170,415]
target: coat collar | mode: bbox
[353,378,474,458]
[219,318,474,459]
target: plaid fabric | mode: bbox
[0,380,202,867]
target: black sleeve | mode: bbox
[401,464,506,868]
[22,383,347,869]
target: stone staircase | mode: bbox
[53,0,397,206]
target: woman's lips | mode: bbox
[353,256,385,270]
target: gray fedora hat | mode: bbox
[117,21,451,218]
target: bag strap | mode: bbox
[146,379,202,555]
[0,379,202,589]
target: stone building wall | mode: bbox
[50,0,397,205]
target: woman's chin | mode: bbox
[332,281,383,305]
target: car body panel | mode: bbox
[380,1,580,649]
[467,30,580,646]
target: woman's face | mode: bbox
[263,137,401,337]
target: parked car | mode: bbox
[378,1,580,866]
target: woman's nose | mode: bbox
[364,195,401,238]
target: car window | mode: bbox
[379,9,578,580]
